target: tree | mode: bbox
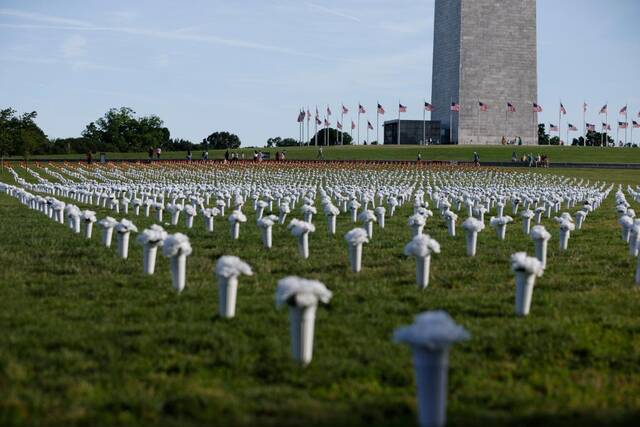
[205,131,241,149]
[585,130,613,147]
[537,124,550,145]
[0,108,48,159]
[266,137,282,148]
[166,138,194,151]
[266,137,300,147]
[82,107,171,152]
[310,128,352,146]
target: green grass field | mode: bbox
[1,164,640,427]
[8,144,640,164]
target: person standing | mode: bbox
[224,150,230,162]
[317,146,324,160]
[156,147,162,160]
[148,147,154,160]
[473,151,480,166]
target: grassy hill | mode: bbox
[8,145,640,164]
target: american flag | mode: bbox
[377,103,385,114]
[367,121,374,130]
[507,102,516,113]
[620,105,627,115]
[316,117,322,125]
[533,103,543,113]
[324,118,330,127]
[479,102,488,112]
[297,110,305,123]
[633,121,640,129]
[599,104,608,114]
[351,120,356,130]
[399,103,407,113]
[337,121,343,130]
[358,104,366,114]
[327,106,332,116]
[342,105,349,114]
[560,103,567,115]
[424,102,434,112]
[619,121,628,129]
[583,102,588,113]
[307,109,311,121]
[568,124,578,132]
[550,124,559,132]
[586,123,596,131]
[602,123,611,131]
[450,102,460,112]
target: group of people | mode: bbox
[501,136,523,146]
[512,151,549,168]
[224,150,244,161]
[147,147,162,160]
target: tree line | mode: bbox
[537,124,615,147]
[0,107,242,158]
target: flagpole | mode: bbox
[559,101,562,145]
[423,103,426,146]
[299,111,302,146]
[314,107,318,147]
[606,107,608,147]
[376,101,379,144]
[367,121,370,145]
[357,102,361,146]
[449,97,452,144]
[397,101,401,145]
[350,119,353,141]
[583,101,586,140]
[476,99,480,145]
[505,104,508,143]
[625,103,629,146]
[340,106,344,146]
[532,102,536,146]
[306,107,309,146]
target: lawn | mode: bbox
[0,164,639,427]
[8,144,640,164]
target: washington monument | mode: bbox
[432,0,538,145]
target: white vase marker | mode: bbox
[137,225,167,274]
[275,276,333,366]
[162,233,192,293]
[394,311,469,427]
[404,234,441,289]
[215,256,253,318]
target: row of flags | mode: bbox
[549,121,640,132]
[296,102,639,144]
[298,102,640,121]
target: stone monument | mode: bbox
[432,0,538,145]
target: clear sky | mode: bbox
[1,0,639,146]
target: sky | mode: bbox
[1,0,639,146]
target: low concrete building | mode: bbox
[383,120,443,145]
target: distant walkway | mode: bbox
[6,158,640,169]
